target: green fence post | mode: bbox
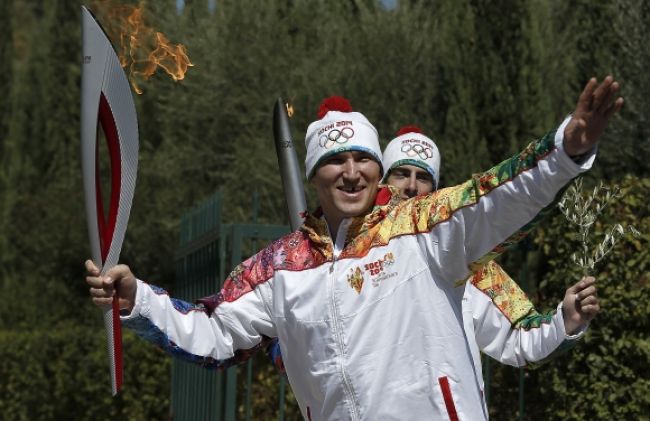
[217,221,228,418]
[224,224,244,421]
[517,238,532,421]
[484,356,491,406]
[173,191,291,420]
[519,369,525,421]
[278,376,286,421]
[172,192,228,421]
[245,190,259,421]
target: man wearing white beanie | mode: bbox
[86,77,622,420]
[301,96,385,238]
[304,96,383,180]
[382,125,599,415]
[382,124,442,194]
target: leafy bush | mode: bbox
[0,325,170,420]
[489,176,649,420]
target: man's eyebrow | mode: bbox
[321,159,338,166]
[393,168,411,174]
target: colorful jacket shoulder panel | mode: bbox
[200,130,560,315]
[197,229,329,314]
[338,131,559,261]
[470,261,536,325]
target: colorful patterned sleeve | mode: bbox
[120,243,279,369]
[120,229,320,369]
[469,261,584,368]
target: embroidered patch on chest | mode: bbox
[346,266,365,293]
[347,252,398,293]
[366,252,398,287]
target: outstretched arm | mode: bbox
[470,267,599,368]
[84,256,276,369]
[401,76,624,284]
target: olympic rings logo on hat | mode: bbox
[319,127,355,148]
[401,143,434,160]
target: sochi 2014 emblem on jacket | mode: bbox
[347,252,397,294]
[366,252,397,287]
[347,266,365,294]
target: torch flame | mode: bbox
[286,102,294,118]
[91,1,193,94]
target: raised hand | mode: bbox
[563,76,624,157]
[562,276,600,335]
[85,260,138,313]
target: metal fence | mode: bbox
[172,191,291,421]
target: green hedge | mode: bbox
[489,176,650,420]
[0,325,170,420]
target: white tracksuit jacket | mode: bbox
[122,117,593,420]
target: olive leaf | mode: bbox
[558,178,640,274]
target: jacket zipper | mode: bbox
[328,220,360,420]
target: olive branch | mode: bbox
[558,178,640,274]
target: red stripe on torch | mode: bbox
[96,92,124,392]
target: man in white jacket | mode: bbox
[265,125,600,413]
[86,76,621,420]
[380,125,599,413]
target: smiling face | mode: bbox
[385,164,435,199]
[310,151,382,232]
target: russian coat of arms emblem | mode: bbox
[346,266,365,294]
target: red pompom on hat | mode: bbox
[396,125,423,136]
[317,96,353,119]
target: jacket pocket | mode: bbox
[438,376,459,421]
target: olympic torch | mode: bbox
[273,98,307,230]
[81,5,139,395]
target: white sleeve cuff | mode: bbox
[119,278,149,321]
[556,301,588,340]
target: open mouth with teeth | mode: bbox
[338,186,366,194]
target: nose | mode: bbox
[404,173,418,197]
[342,159,360,181]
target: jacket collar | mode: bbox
[300,185,401,258]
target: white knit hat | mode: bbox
[305,96,382,179]
[381,125,441,188]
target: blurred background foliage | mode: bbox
[0,0,647,419]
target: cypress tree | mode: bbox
[0,0,15,271]
[3,0,89,326]
[607,0,650,178]
[0,0,11,138]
